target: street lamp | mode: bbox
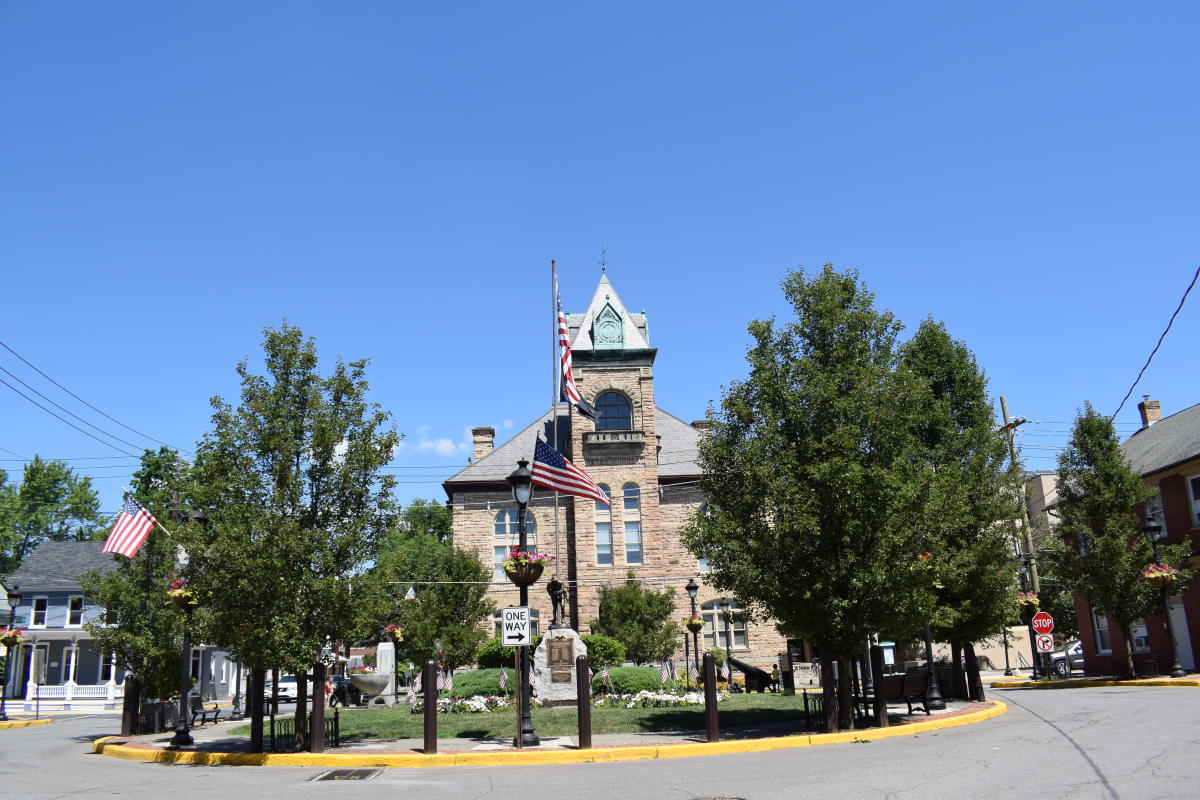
[719,599,733,671]
[1142,518,1187,678]
[169,546,194,747]
[685,578,700,686]
[1,584,21,722]
[506,460,539,747]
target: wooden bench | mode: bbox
[190,697,221,726]
[878,671,931,715]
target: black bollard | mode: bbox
[870,645,888,728]
[423,659,438,755]
[576,655,592,750]
[703,653,719,742]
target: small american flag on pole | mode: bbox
[689,664,700,681]
[499,668,508,692]
[721,661,730,681]
[531,440,609,505]
[101,494,160,559]
[556,283,598,422]
[599,666,610,684]
[660,664,670,685]
[413,673,422,693]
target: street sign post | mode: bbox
[501,606,531,646]
[1036,634,1055,653]
[1031,611,1054,635]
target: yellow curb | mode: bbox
[991,677,1200,689]
[0,718,53,729]
[91,701,1007,768]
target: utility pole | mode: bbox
[999,396,1043,679]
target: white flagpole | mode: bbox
[551,261,562,571]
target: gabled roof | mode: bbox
[8,541,120,592]
[1122,401,1200,477]
[443,406,704,491]
[567,273,651,352]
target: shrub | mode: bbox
[475,635,543,669]
[592,666,660,695]
[452,668,504,697]
[580,634,625,669]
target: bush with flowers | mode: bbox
[409,693,540,713]
[1016,591,1039,610]
[0,625,25,648]
[1141,563,1180,586]
[593,689,727,709]
[348,665,376,675]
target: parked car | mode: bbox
[1050,640,1084,677]
[263,675,313,702]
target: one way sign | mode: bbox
[501,606,531,646]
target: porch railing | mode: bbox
[24,681,123,703]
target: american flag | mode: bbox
[556,285,598,422]
[414,673,422,693]
[531,440,609,505]
[599,666,610,684]
[406,686,415,704]
[439,671,452,692]
[660,664,670,685]
[101,494,160,558]
[721,661,730,681]
[499,668,508,692]
[689,664,700,681]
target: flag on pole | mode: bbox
[599,666,610,684]
[499,668,509,692]
[531,440,609,505]
[101,494,160,558]
[721,661,730,681]
[660,664,670,685]
[414,673,422,693]
[557,286,598,422]
[406,686,415,704]
[689,664,700,681]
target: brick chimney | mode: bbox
[471,426,496,462]
[1137,396,1162,429]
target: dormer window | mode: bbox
[592,303,624,350]
[596,392,632,431]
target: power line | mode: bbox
[0,337,189,454]
[1111,264,1200,419]
[0,373,139,457]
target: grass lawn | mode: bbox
[230,693,821,740]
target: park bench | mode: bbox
[190,696,221,726]
[882,670,931,715]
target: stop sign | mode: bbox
[1032,611,1054,635]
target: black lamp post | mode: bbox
[169,548,194,747]
[719,599,733,669]
[922,623,946,709]
[1,584,21,721]
[1142,518,1187,678]
[686,578,700,687]
[506,460,539,747]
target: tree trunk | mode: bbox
[121,673,142,736]
[950,640,967,699]
[819,644,838,733]
[270,667,280,716]
[249,668,265,753]
[295,669,308,750]
[1121,626,1136,678]
[836,653,855,730]
[964,642,985,702]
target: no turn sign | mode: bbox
[1036,634,1055,653]
[1032,611,1054,635]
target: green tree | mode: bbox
[590,572,679,665]
[1050,403,1191,676]
[0,456,105,573]
[80,448,188,722]
[900,319,1016,666]
[684,265,940,729]
[185,323,399,749]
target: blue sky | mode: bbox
[2,2,1198,516]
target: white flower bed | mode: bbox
[594,689,727,709]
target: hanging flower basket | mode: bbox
[502,548,553,587]
[168,578,198,610]
[0,626,24,648]
[1016,591,1040,611]
[383,624,405,644]
[1141,563,1179,588]
[685,615,704,634]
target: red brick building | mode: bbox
[1073,397,1199,675]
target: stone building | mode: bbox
[443,274,787,668]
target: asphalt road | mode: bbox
[1,685,1197,800]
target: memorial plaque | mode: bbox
[548,638,574,683]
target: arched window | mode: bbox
[594,484,613,565]
[494,509,536,579]
[701,599,747,651]
[622,483,641,564]
[595,392,632,431]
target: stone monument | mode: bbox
[532,628,588,707]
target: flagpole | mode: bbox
[550,261,562,575]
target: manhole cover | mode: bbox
[311,768,381,781]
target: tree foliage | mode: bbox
[0,456,105,574]
[184,323,400,674]
[1050,403,1191,675]
[900,319,1016,645]
[80,448,186,698]
[590,572,679,665]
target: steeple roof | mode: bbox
[567,273,650,352]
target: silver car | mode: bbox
[1050,640,1084,677]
